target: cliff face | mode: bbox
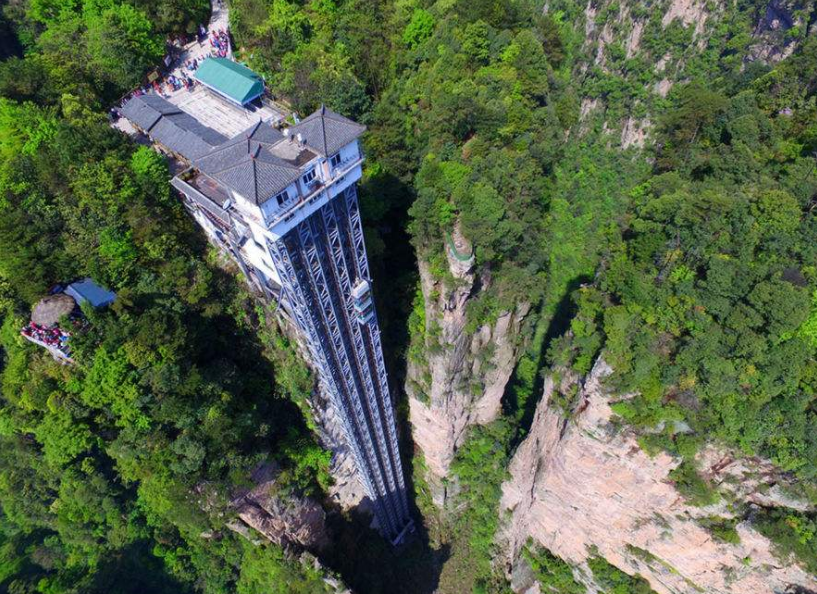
[500,359,817,594]
[404,0,815,511]
[406,227,530,505]
[269,316,371,515]
[566,0,810,146]
[308,387,371,513]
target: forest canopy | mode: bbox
[1,0,817,592]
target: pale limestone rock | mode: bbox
[584,1,597,37]
[662,0,712,37]
[655,78,673,98]
[621,116,651,149]
[310,389,370,513]
[580,97,599,121]
[231,463,329,551]
[655,53,672,74]
[501,358,817,594]
[407,230,530,505]
[626,20,645,59]
[745,0,801,65]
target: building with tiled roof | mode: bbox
[289,105,367,156]
[120,94,226,160]
[121,90,413,544]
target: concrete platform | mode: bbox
[166,86,284,138]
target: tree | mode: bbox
[85,4,163,90]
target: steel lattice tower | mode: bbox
[137,98,415,544]
[268,185,413,542]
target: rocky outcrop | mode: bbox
[745,0,805,64]
[621,116,651,149]
[500,358,817,594]
[308,387,371,513]
[230,463,329,551]
[661,0,711,37]
[565,0,814,144]
[407,226,530,505]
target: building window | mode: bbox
[302,168,316,185]
[330,153,342,168]
[275,190,289,207]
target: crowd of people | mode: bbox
[21,322,72,357]
[113,25,231,111]
[209,28,230,58]
[167,72,195,92]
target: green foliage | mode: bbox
[0,29,333,590]
[0,0,187,103]
[230,0,386,119]
[84,3,164,89]
[753,509,817,574]
[699,516,741,544]
[588,554,656,594]
[279,431,333,496]
[669,461,720,507]
[522,542,583,594]
[403,9,435,49]
[442,421,513,593]
[236,542,328,594]
[3,0,817,591]
[561,53,817,487]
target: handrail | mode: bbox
[266,156,364,229]
[446,231,474,261]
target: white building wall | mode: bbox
[334,141,360,172]
[297,160,322,197]
[259,181,300,222]
[241,237,281,285]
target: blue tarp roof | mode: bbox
[65,279,116,308]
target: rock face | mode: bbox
[273,318,370,515]
[569,0,813,141]
[407,227,530,505]
[745,0,802,64]
[308,386,370,514]
[231,463,329,551]
[500,358,817,594]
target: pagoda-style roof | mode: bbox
[195,121,302,205]
[120,94,226,160]
[290,105,366,157]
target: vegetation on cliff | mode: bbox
[230,0,817,588]
[0,2,334,591]
[1,0,817,592]
[556,43,817,490]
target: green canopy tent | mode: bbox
[193,58,265,106]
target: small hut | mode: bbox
[65,278,117,308]
[30,294,77,327]
[21,280,115,363]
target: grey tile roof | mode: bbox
[290,105,366,157]
[120,94,173,130]
[171,177,230,226]
[120,95,227,160]
[194,121,302,204]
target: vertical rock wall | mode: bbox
[406,228,530,505]
[500,359,817,594]
[265,312,370,516]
